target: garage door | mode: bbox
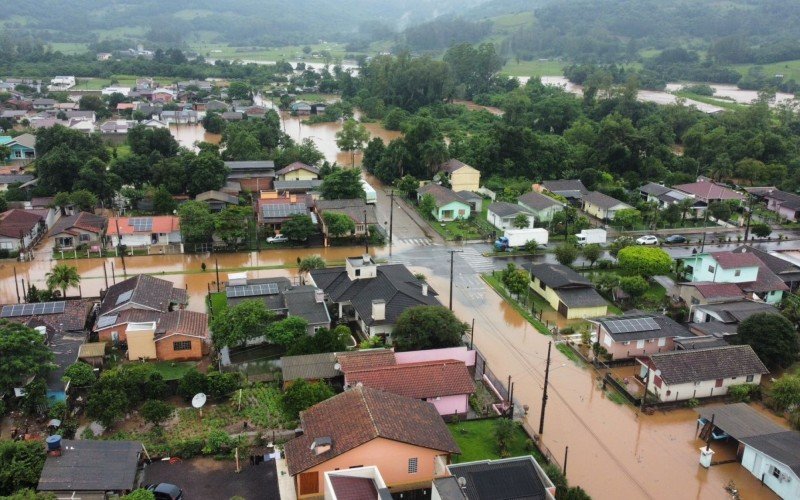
[558,301,569,317]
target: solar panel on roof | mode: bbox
[226,283,280,298]
[128,217,153,232]
[604,317,661,334]
[96,314,118,328]
[116,290,133,305]
[261,204,305,219]
[0,301,66,318]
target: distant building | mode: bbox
[437,159,480,192]
[225,160,276,192]
[106,216,182,248]
[581,191,632,221]
[417,184,471,222]
[674,179,744,205]
[541,179,588,202]
[527,263,608,319]
[517,191,564,223]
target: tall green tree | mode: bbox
[734,313,799,370]
[281,214,316,242]
[320,168,365,200]
[215,205,251,247]
[45,263,80,298]
[393,306,468,351]
[323,212,356,237]
[178,201,215,244]
[0,321,54,395]
[554,244,579,267]
[617,246,672,278]
[282,380,334,419]
[298,255,326,274]
[210,300,276,348]
[0,441,47,496]
[335,119,370,167]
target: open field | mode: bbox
[734,59,800,83]
[187,42,351,61]
[502,59,566,77]
[49,42,89,55]
[674,91,745,111]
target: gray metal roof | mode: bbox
[280,352,338,381]
[698,403,787,440]
[740,431,800,475]
[283,286,331,325]
[518,191,562,211]
[447,456,551,500]
[556,287,608,308]
[597,311,690,341]
[542,179,588,196]
[487,201,530,218]
[527,263,593,289]
[273,179,323,191]
[583,191,631,210]
[38,440,141,492]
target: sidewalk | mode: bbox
[392,195,446,244]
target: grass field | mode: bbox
[448,419,540,463]
[208,291,227,316]
[734,60,800,83]
[49,42,89,55]
[152,361,198,381]
[502,59,566,77]
[188,42,351,61]
[674,91,744,111]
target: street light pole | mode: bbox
[114,214,127,277]
[539,341,552,435]
[389,190,394,257]
[364,209,369,254]
[743,192,754,241]
[448,249,462,310]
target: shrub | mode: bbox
[728,384,760,403]
[178,369,208,401]
[202,429,233,455]
[686,398,700,408]
[206,371,240,399]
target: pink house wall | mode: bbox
[427,394,469,416]
[394,347,476,368]
[599,327,675,360]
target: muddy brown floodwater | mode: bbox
[418,269,779,500]
[2,246,386,312]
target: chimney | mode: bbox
[362,254,371,264]
[421,283,428,296]
[372,299,386,321]
[310,437,332,456]
[314,289,325,303]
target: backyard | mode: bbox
[448,418,542,463]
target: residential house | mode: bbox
[276,162,320,181]
[221,111,244,121]
[32,99,57,110]
[106,216,182,248]
[65,110,96,123]
[280,352,340,389]
[315,199,377,240]
[688,299,778,338]
[517,191,564,223]
[274,179,324,194]
[541,179,588,202]
[291,102,312,115]
[1,299,93,401]
[639,182,700,210]
[323,466,391,500]
[486,202,534,230]
[674,179,744,205]
[96,274,188,318]
[344,360,475,418]
[595,312,691,360]
[96,52,112,60]
[433,456,556,500]
[94,309,209,361]
[177,80,213,92]
[680,251,788,304]
[696,403,800,500]
[49,212,107,250]
[527,263,608,319]
[638,345,768,402]
[0,173,35,191]
[417,184,471,222]
[2,133,36,163]
[225,274,331,335]
[245,106,268,118]
[225,160,276,192]
[258,192,309,230]
[284,386,460,498]
[757,188,800,221]
[732,245,800,292]
[311,103,326,115]
[195,190,239,212]
[677,282,744,306]
[160,110,197,124]
[150,88,176,103]
[455,191,482,212]
[308,255,441,338]
[99,120,133,134]
[48,76,76,91]
[0,209,47,251]
[38,440,142,498]
[582,191,633,221]
[205,99,230,112]
[437,159,480,192]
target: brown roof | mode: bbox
[284,386,460,475]
[0,209,44,238]
[686,282,744,300]
[739,261,789,293]
[2,298,93,332]
[438,158,473,174]
[346,360,475,399]
[650,345,769,385]
[710,251,761,269]
[674,181,744,201]
[98,274,188,316]
[95,309,208,339]
[417,184,469,208]
[316,199,377,225]
[50,212,107,236]
[337,349,396,373]
[329,476,378,500]
[275,162,320,176]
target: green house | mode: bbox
[417,183,471,222]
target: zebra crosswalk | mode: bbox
[458,248,496,272]
[398,238,434,246]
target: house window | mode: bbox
[708,265,715,273]
[408,457,418,474]
[734,269,741,277]
[636,340,645,348]
[772,466,782,479]
[658,338,666,347]
[14,150,21,158]
[173,341,192,351]
[355,269,361,277]
[746,374,754,383]
[79,234,91,242]
[647,339,655,343]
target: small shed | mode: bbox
[78,342,107,367]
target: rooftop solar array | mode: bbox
[115,290,133,305]
[261,203,306,219]
[226,283,280,298]
[96,314,118,328]
[604,317,661,334]
[0,301,66,318]
[128,217,153,232]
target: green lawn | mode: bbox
[556,343,584,365]
[734,59,800,84]
[448,419,540,463]
[187,42,352,61]
[208,291,227,315]
[502,59,566,77]
[151,361,198,381]
[674,91,745,111]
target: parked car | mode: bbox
[267,235,288,243]
[636,235,659,245]
[147,483,183,500]
[664,234,687,244]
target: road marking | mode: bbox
[399,238,433,246]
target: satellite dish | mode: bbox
[654,370,662,377]
[334,363,341,371]
[192,393,207,409]
[457,477,467,488]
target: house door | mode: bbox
[557,301,569,317]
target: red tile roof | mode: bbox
[710,251,762,269]
[336,349,396,373]
[106,216,180,236]
[689,282,744,300]
[96,309,209,339]
[346,360,475,399]
[674,181,744,201]
[284,386,460,476]
[329,476,378,500]
[0,209,44,238]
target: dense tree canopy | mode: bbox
[393,306,468,351]
[0,321,54,395]
[735,313,799,370]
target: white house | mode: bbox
[48,76,75,91]
[486,202,534,231]
[638,345,768,402]
[107,216,182,248]
[740,432,800,499]
[101,86,132,97]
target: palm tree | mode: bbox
[46,264,81,298]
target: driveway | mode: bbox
[144,457,280,499]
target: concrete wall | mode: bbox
[295,437,450,498]
[126,327,157,360]
[155,334,207,361]
[428,394,469,417]
[742,445,800,499]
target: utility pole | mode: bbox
[114,215,127,277]
[448,249,462,310]
[363,209,369,254]
[215,259,220,293]
[563,446,569,477]
[699,206,710,253]
[539,341,552,435]
[13,267,20,303]
[102,262,109,289]
[388,190,394,257]
[469,318,475,350]
[743,192,754,241]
